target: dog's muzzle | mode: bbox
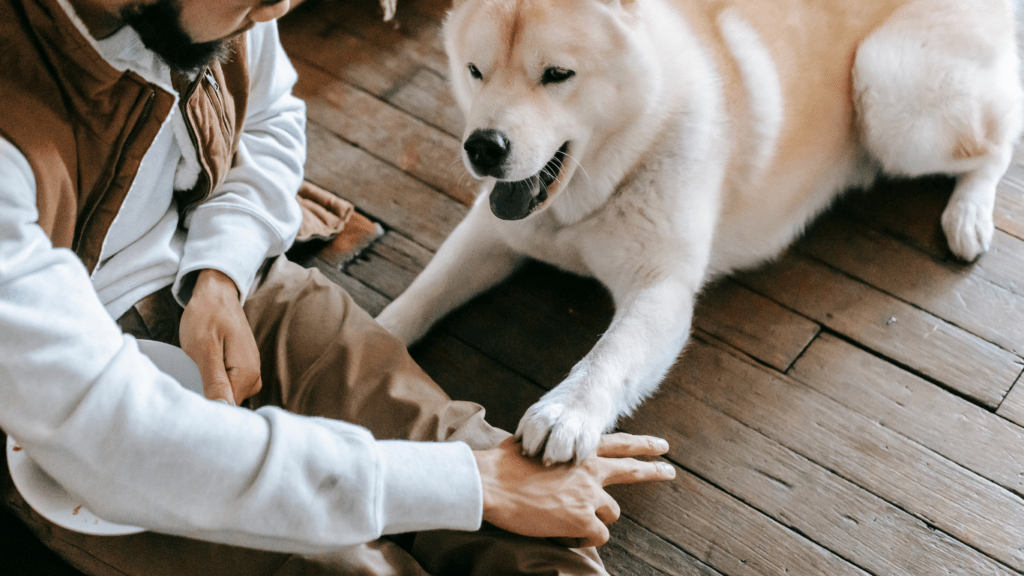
[489,142,568,220]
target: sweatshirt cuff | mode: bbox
[377,440,483,535]
[173,207,275,305]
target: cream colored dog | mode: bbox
[377,0,1024,464]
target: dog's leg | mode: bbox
[853,0,1024,261]
[376,201,524,345]
[516,273,699,464]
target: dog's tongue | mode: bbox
[489,177,542,220]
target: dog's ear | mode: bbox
[594,0,638,6]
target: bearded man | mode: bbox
[0,0,675,575]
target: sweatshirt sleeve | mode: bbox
[0,137,483,552]
[173,21,305,304]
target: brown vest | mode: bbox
[0,0,249,273]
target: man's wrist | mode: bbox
[180,269,240,306]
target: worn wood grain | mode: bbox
[670,338,1024,571]
[387,67,464,138]
[999,375,1024,428]
[736,253,1022,407]
[293,60,476,206]
[604,517,725,576]
[798,216,1024,359]
[995,148,1024,241]
[790,333,1024,497]
[611,470,870,576]
[304,121,468,250]
[694,280,820,372]
[622,369,1017,576]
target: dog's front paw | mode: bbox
[515,398,608,465]
[942,198,993,262]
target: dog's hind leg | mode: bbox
[853,0,1024,261]
[376,200,524,345]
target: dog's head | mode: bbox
[444,0,653,220]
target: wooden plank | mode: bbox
[366,231,433,273]
[604,517,725,576]
[304,121,468,251]
[610,470,870,576]
[292,60,477,206]
[280,18,420,98]
[797,216,1024,359]
[286,0,450,76]
[837,175,953,258]
[999,375,1024,428]
[387,67,465,138]
[736,253,1021,407]
[621,369,1017,576]
[694,280,820,372]
[994,146,1024,240]
[410,333,545,434]
[306,257,391,317]
[667,337,1024,571]
[973,231,1024,298]
[789,332,1024,497]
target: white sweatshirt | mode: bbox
[0,8,483,553]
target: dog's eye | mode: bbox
[468,63,483,80]
[541,67,575,85]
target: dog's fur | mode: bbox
[377,0,1024,464]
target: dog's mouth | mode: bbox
[489,142,569,220]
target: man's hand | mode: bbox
[179,269,261,406]
[473,433,675,548]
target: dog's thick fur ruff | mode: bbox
[377,0,1024,464]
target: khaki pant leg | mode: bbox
[243,257,507,450]
[244,257,607,576]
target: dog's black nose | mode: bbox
[464,129,511,177]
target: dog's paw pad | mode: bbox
[942,199,993,262]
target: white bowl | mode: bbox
[6,339,203,536]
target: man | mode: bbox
[0,0,675,574]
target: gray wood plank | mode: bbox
[611,470,870,576]
[797,216,1024,359]
[999,375,1024,428]
[790,333,1024,497]
[669,337,1024,571]
[694,280,820,372]
[622,367,1017,576]
[736,253,1021,407]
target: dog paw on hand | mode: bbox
[515,399,605,466]
[942,198,993,262]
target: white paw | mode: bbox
[515,397,608,465]
[942,199,993,262]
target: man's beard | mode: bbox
[120,0,230,75]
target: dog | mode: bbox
[376,0,1024,464]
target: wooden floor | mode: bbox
[281,0,1024,574]
[5,1,1024,574]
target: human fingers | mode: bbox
[222,328,262,404]
[577,519,610,548]
[596,433,669,458]
[594,493,621,525]
[601,457,676,486]
[190,339,235,406]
